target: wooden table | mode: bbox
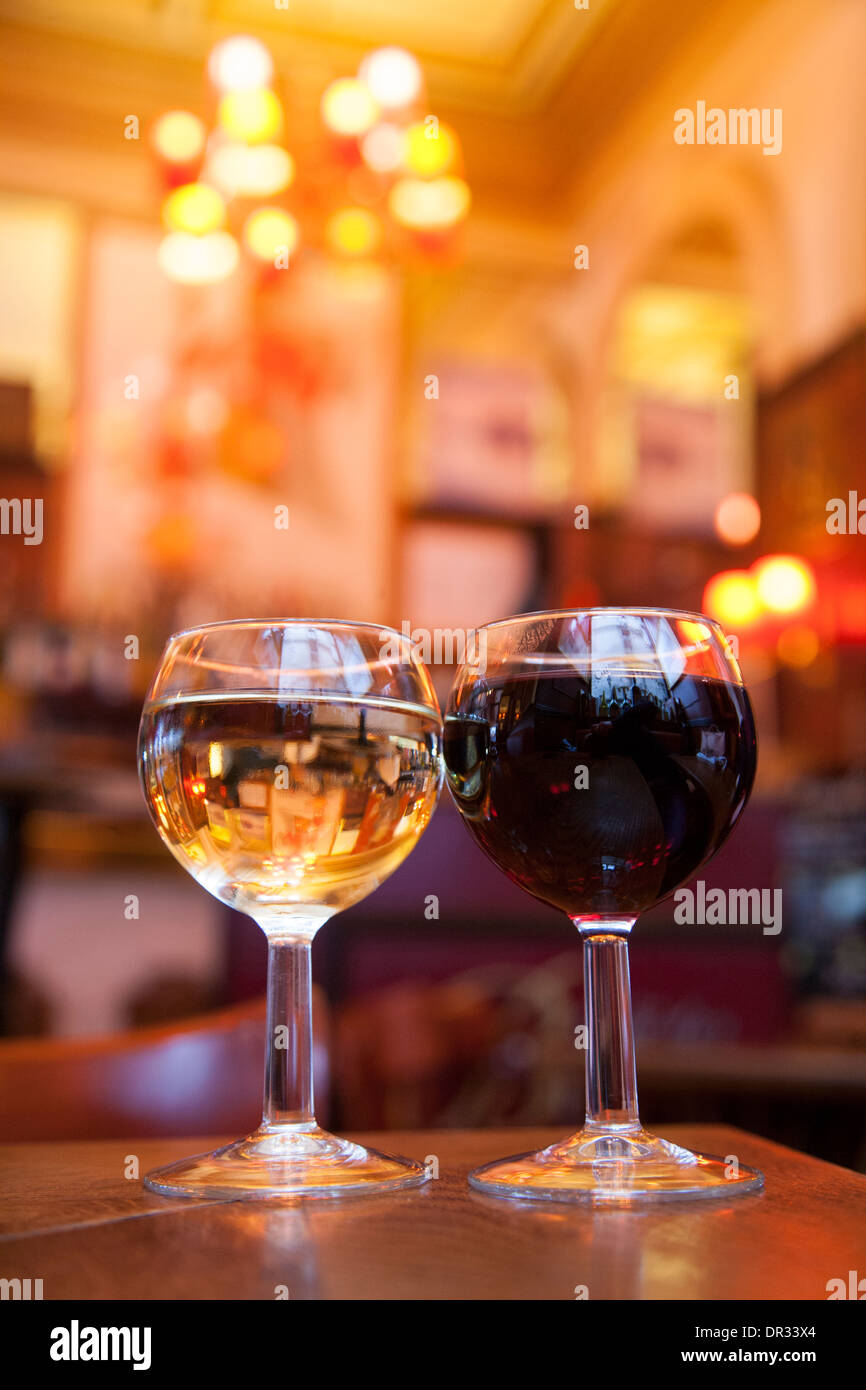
[2,1126,865,1300]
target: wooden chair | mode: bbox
[0,992,330,1141]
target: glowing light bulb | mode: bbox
[388,175,470,229]
[208,143,294,197]
[360,123,405,174]
[208,37,273,93]
[359,48,422,109]
[218,88,283,143]
[703,570,761,628]
[243,208,300,262]
[714,492,761,545]
[752,555,816,615]
[151,111,206,164]
[321,78,379,137]
[403,120,457,177]
[325,207,382,257]
[162,183,226,235]
[158,231,239,284]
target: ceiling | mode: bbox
[0,0,765,224]
[0,0,615,117]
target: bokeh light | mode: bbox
[325,207,382,257]
[389,175,470,229]
[321,78,380,137]
[714,491,761,545]
[208,143,294,197]
[151,111,207,164]
[157,231,239,283]
[243,207,300,262]
[208,37,273,93]
[359,48,423,109]
[753,554,816,614]
[361,123,405,174]
[217,89,283,144]
[403,120,458,177]
[703,570,762,627]
[777,626,820,668]
[146,513,197,567]
[161,183,226,235]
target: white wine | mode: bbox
[139,691,442,924]
[136,620,443,1199]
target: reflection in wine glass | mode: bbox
[445,608,763,1202]
[138,619,443,1198]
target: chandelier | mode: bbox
[150,36,471,283]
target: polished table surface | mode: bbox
[2,1126,865,1300]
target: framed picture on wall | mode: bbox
[402,515,545,631]
[410,358,569,518]
[625,395,744,534]
[400,513,546,706]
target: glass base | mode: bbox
[469,1126,764,1204]
[143,1124,429,1201]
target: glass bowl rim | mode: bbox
[473,606,726,634]
[165,616,415,644]
[146,617,442,718]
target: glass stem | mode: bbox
[263,938,315,1131]
[578,923,640,1132]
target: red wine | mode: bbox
[444,672,756,918]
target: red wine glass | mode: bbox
[444,608,762,1202]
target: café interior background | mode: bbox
[0,0,864,1164]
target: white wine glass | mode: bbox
[138,619,443,1198]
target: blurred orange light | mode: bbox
[158,231,239,283]
[679,618,713,650]
[321,78,379,137]
[208,143,294,197]
[714,491,761,545]
[389,175,470,229]
[777,626,820,668]
[325,207,382,256]
[162,183,226,235]
[147,513,196,566]
[403,120,458,176]
[361,123,405,174]
[243,207,300,261]
[218,88,283,143]
[752,554,816,615]
[703,570,761,627]
[152,111,206,164]
[837,581,866,640]
[208,37,273,93]
[359,48,422,109]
